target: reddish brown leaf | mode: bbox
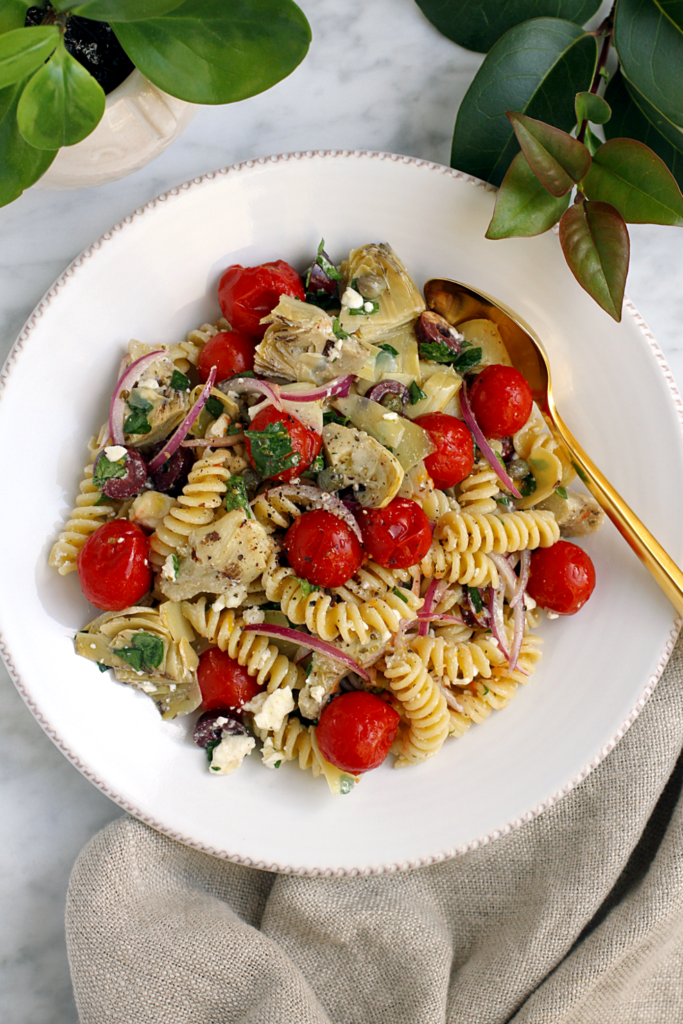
[559,199,630,320]
[507,110,592,196]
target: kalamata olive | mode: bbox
[415,310,462,353]
[307,261,337,297]
[193,708,247,748]
[499,437,514,462]
[355,273,386,299]
[366,379,409,409]
[100,447,148,499]
[149,442,194,495]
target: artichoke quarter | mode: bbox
[338,243,425,339]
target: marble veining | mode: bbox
[1,0,682,1020]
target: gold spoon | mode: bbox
[424,277,683,615]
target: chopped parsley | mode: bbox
[296,577,321,598]
[227,423,243,435]
[226,370,255,380]
[482,685,490,695]
[495,494,512,508]
[205,396,224,419]
[495,452,507,468]
[377,343,398,357]
[94,492,112,506]
[520,475,537,498]
[392,586,409,603]
[349,299,380,316]
[323,409,349,427]
[206,739,220,764]
[314,238,342,281]
[466,586,483,614]
[171,554,180,578]
[244,420,301,479]
[274,759,282,768]
[305,454,325,474]
[115,632,164,673]
[408,380,427,404]
[555,486,568,499]
[123,390,153,435]
[93,451,127,489]
[339,775,357,795]
[97,663,112,673]
[170,369,191,391]
[331,318,349,341]
[419,342,482,372]
[224,475,252,517]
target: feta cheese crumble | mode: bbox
[242,606,265,625]
[209,733,256,775]
[261,737,283,769]
[341,286,364,309]
[104,445,127,462]
[243,686,295,732]
[309,684,325,703]
[161,554,178,581]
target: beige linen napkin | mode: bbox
[66,635,683,1023]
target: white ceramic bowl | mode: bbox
[1,151,681,874]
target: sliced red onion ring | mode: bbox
[265,484,363,543]
[366,380,409,407]
[147,366,217,473]
[226,376,283,410]
[181,433,245,448]
[509,599,526,672]
[488,552,519,601]
[459,385,522,500]
[275,375,356,403]
[242,624,370,681]
[109,350,165,445]
[416,612,465,625]
[488,584,511,661]
[418,578,440,637]
[510,549,531,608]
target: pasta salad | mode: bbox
[49,241,604,794]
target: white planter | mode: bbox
[35,69,197,190]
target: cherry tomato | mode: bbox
[357,497,432,569]
[76,520,152,611]
[246,405,322,483]
[527,540,596,615]
[218,260,305,341]
[197,647,264,712]
[414,412,474,489]
[197,329,254,383]
[283,509,362,588]
[468,364,533,439]
[317,692,399,773]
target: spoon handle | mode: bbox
[550,408,683,615]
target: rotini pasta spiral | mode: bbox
[49,458,116,574]
[180,596,304,693]
[382,650,450,766]
[435,509,560,555]
[252,716,322,773]
[513,402,576,488]
[251,490,301,532]
[149,448,231,567]
[414,486,459,522]
[331,561,413,603]
[420,540,499,588]
[409,632,507,686]
[456,460,500,514]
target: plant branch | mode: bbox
[577,7,614,144]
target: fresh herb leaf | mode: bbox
[339,775,357,795]
[304,661,313,679]
[274,759,282,768]
[408,380,427,404]
[97,663,112,673]
[483,685,490,695]
[226,370,255,380]
[170,369,191,391]
[309,454,325,473]
[467,586,483,614]
[224,475,252,517]
[127,390,153,412]
[453,347,483,371]
[93,452,127,488]
[349,299,379,316]
[495,452,506,468]
[418,341,482,371]
[296,576,321,598]
[377,343,399,357]
[206,739,220,764]
[94,492,111,506]
[244,420,301,479]
[116,632,164,673]
[171,554,180,578]
[331,317,349,340]
[495,494,512,507]
[392,586,409,603]
[315,238,342,280]
[555,486,568,499]
[520,475,537,498]
[323,409,349,427]
[227,423,243,435]
[123,407,152,435]
[205,396,224,419]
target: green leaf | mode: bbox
[0,78,56,205]
[451,18,598,186]
[224,475,252,517]
[507,110,591,196]
[584,125,602,156]
[205,396,223,419]
[54,0,185,20]
[323,409,349,427]
[295,576,320,598]
[169,369,191,391]
[605,71,683,189]
[314,238,342,280]
[92,450,127,488]
[408,380,427,404]
[419,340,483,369]
[559,199,630,321]
[331,318,349,341]
[575,90,611,126]
[116,632,164,673]
[127,390,153,412]
[348,299,379,316]
[244,420,301,479]
[555,485,568,498]
[124,406,151,434]
[620,72,683,157]
[467,585,483,614]
[0,2,33,35]
[377,343,399,357]
[581,138,683,225]
[520,474,537,497]
[614,0,683,138]
[486,151,570,238]
[0,26,59,89]
[392,586,409,603]
[112,0,311,105]
[414,0,601,53]
[17,38,105,149]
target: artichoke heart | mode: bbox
[322,422,403,508]
[254,295,376,384]
[298,633,386,720]
[158,509,274,602]
[338,243,425,339]
[124,388,190,447]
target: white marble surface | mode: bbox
[1,1,682,1020]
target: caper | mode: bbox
[240,467,261,498]
[507,458,530,480]
[355,273,386,300]
[317,467,345,492]
[380,393,404,415]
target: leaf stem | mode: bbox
[577,7,614,144]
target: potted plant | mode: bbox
[0,0,311,201]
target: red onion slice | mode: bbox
[510,549,531,608]
[488,552,519,601]
[147,366,217,473]
[509,599,526,672]
[242,624,370,681]
[276,375,356,403]
[265,484,363,543]
[226,376,283,410]
[416,612,465,626]
[488,584,511,661]
[459,385,522,499]
[418,578,439,637]
[109,350,165,445]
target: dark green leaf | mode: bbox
[93,451,127,488]
[581,138,683,225]
[323,409,349,427]
[205,396,223,419]
[520,474,538,497]
[206,739,220,763]
[377,343,399,356]
[507,110,591,195]
[584,124,602,156]
[559,199,629,321]
[54,0,185,20]
[486,151,570,238]
[451,18,597,185]
[419,340,483,369]
[614,0,683,137]
[295,577,320,597]
[495,494,513,507]
[17,37,105,148]
[331,318,349,341]
[170,369,191,391]
[349,299,379,316]
[315,238,342,280]
[116,632,164,672]
[112,0,311,105]
[605,71,683,188]
[123,407,151,434]
[467,585,483,613]
[414,0,601,53]
[0,2,33,35]
[454,346,483,371]
[575,90,611,126]
[171,553,179,578]
[127,390,153,412]
[620,72,683,157]
[244,420,301,479]
[555,485,568,498]
[97,662,112,672]
[273,759,282,768]
[307,454,324,473]
[0,78,56,206]
[408,380,427,404]
[0,26,59,89]
[224,475,252,517]
[392,586,409,603]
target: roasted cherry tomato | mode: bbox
[357,497,432,569]
[76,520,152,611]
[468,364,533,439]
[317,692,400,774]
[197,329,255,383]
[246,405,322,483]
[414,412,474,489]
[218,260,305,341]
[527,540,596,615]
[283,508,363,588]
[197,647,264,712]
